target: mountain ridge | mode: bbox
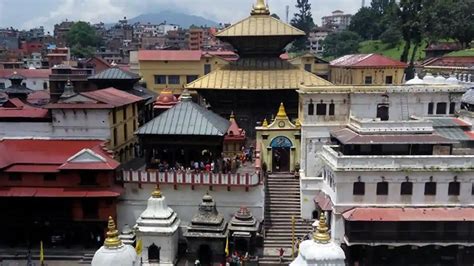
[116,11,219,28]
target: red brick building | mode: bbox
[0,139,121,248]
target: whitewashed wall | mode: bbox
[51,109,111,139]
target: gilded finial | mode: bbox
[276,102,287,118]
[251,0,270,15]
[230,111,235,122]
[295,119,301,128]
[152,184,162,198]
[262,118,269,127]
[104,216,122,248]
[313,212,331,244]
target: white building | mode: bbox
[321,10,352,32]
[298,77,474,264]
[308,27,332,55]
[0,69,50,91]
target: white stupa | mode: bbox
[405,73,425,85]
[135,186,181,265]
[423,72,436,84]
[290,213,346,266]
[91,216,139,266]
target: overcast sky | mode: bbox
[0,0,362,32]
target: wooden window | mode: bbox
[44,173,57,181]
[82,199,98,219]
[132,104,136,117]
[353,181,365,195]
[471,183,474,195]
[329,102,335,116]
[168,75,180,84]
[186,75,198,83]
[449,102,456,114]
[304,64,312,72]
[376,181,389,195]
[204,64,211,75]
[154,75,166,84]
[428,102,434,115]
[401,181,413,195]
[436,102,447,115]
[316,103,327,115]
[8,173,21,181]
[385,76,393,84]
[113,128,118,146]
[112,111,117,124]
[123,107,127,120]
[80,172,97,186]
[364,76,373,84]
[308,100,314,115]
[124,123,128,141]
[448,181,460,196]
[425,181,437,195]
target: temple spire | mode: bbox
[152,184,162,198]
[229,111,235,122]
[104,216,123,248]
[276,102,288,118]
[251,0,270,15]
[262,118,269,127]
[313,212,331,244]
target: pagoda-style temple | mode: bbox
[136,90,231,170]
[228,207,261,255]
[186,0,332,137]
[2,72,33,101]
[184,193,228,265]
[223,112,246,158]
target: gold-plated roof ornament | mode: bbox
[152,184,162,198]
[295,119,301,128]
[314,212,331,244]
[104,216,123,248]
[229,111,235,122]
[276,102,288,118]
[262,118,269,127]
[251,0,270,15]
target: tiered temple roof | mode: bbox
[184,193,228,239]
[228,207,260,236]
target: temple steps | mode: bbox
[261,173,313,265]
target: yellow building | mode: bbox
[256,103,301,173]
[289,53,330,80]
[330,54,407,85]
[138,50,229,94]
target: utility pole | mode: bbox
[286,5,289,23]
[362,0,366,8]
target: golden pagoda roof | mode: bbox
[186,58,333,90]
[216,15,304,37]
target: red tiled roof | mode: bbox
[423,56,474,68]
[82,87,144,107]
[330,54,407,68]
[343,207,474,222]
[138,50,203,61]
[0,187,121,197]
[5,165,60,173]
[0,69,51,79]
[0,98,49,119]
[314,191,333,211]
[0,139,118,171]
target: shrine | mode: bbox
[228,207,262,255]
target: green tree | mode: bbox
[323,31,362,58]
[66,21,100,58]
[450,0,474,48]
[290,0,315,52]
[348,7,380,40]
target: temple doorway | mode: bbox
[148,243,160,262]
[377,104,389,121]
[270,136,292,172]
[198,244,212,265]
[235,238,249,253]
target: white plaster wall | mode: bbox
[0,78,49,91]
[117,184,265,235]
[138,230,178,265]
[0,122,53,138]
[51,109,111,139]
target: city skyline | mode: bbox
[0,0,361,32]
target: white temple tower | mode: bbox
[291,213,346,266]
[135,186,181,265]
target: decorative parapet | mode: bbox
[320,145,474,172]
[120,170,261,191]
[348,116,434,134]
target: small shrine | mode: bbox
[134,186,180,265]
[119,224,136,246]
[223,112,246,158]
[153,88,178,117]
[256,103,301,173]
[2,72,33,101]
[184,193,228,265]
[290,213,346,266]
[228,207,261,255]
[91,216,139,266]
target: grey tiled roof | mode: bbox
[89,67,140,80]
[136,99,230,136]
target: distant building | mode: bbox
[330,54,407,85]
[47,47,70,68]
[53,21,74,47]
[0,69,50,91]
[322,10,352,32]
[308,27,332,55]
[188,28,204,50]
[424,42,463,59]
[289,52,330,80]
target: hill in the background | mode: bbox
[358,40,427,62]
[126,11,219,28]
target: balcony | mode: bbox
[348,116,433,134]
[320,145,474,171]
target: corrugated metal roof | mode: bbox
[330,54,407,68]
[217,15,305,37]
[462,88,474,105]
[186,58,333,90]
[137,99,231,136]
[435,127,472,141]
[89,67,139,80]
[82,87,144,107]
[331,128,457,144]
[0,69,51,79]
[343,207,474,222]
[138,50,203,61]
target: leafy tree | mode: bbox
[66,21,100,58]
[290,0,315,52]
[380,26,402,48]
[323,31,362,58]
[450,0,474,48]
[348,7,380,40]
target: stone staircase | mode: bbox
[80,252,95,264]
[259,173,313,265]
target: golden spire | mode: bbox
[251,0,270,15]
[230,111,235,122]
[262,118,269,127]
[295,119,301,128]
[314,212,331,244]
[276,102,288,118]
[104,216,122,248]
[152,184,162,198]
